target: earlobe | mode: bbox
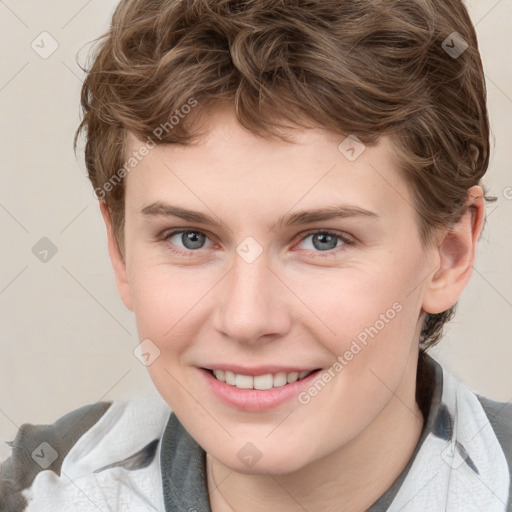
[422,186,485,315]
[99,201,133,312]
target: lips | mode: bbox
[199,366,323,411]
[209,368,315,390]
[203,364,320,377]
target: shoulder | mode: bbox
[476,394,512,462]
[475,393,512,511]
[0,401,112,510]
[0,391,171,511]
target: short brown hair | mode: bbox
[75,0,496,352]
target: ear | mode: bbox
[99,201,133,312]
[422,185,486,314]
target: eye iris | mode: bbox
[182,231,205,250]
[173,231,343,252]
[313,233,338,251]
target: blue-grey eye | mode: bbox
[165,230,211,251]
[299,231,345,251]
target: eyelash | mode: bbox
[160,228,355,257]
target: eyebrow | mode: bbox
[140,201,379,230]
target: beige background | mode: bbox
[0,0,511,460]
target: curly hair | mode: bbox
[75,0,496,353]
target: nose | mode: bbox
[213,249,292,346]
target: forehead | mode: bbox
[123,107,413,222]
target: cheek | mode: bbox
[126,266,208,413]
[288,285,420,448]
[127,265,204,349]
[296,258,422,377]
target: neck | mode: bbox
[207,354,425,512]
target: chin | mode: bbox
[210,443,315,476]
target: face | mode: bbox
[113,105,440,474]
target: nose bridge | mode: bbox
[214,245,289,343]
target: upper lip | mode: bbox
[201,364,321,377]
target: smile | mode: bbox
[200,367,323,411]
[209,369,316,390]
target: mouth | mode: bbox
[203,368,322,390]
[199,366,325,412]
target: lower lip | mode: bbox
[199,368,322,412]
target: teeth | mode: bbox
[254,374,273,390]
[212,369,314,389]
[287,372,299,383]
[235,374,253,389]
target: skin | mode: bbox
[100,104,485,511]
